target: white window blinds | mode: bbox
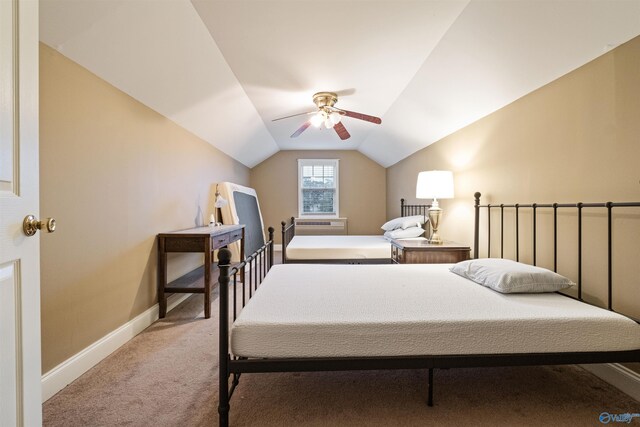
[298,159,339,217]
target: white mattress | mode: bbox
[218,182,265,262]
[286,235,409,260]
[230,264,640,358]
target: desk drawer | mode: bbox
[228,229,243,243]
[164,237,204,252]
[212,234,230,248]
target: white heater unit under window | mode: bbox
[294,218,348,235]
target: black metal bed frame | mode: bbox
[281,198,431,264]
[217,193,640,426]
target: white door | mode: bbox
[1,0,42,425]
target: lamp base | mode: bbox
[427,205,444,245]
[428,232,444,245]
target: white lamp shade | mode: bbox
[416,170,454,199]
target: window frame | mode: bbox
[297,159,339,218]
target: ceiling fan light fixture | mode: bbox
[329,111,341,125]
[310,112,324,128]
[324,117,334,129]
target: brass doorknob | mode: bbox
[23,215,56,236]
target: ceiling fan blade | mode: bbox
[291,121,312,138]
[272,111,316,122]
[334,88,356,97]
[338,109,382,125]
[334,122,350,140]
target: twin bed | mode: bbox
[230,263,638,359]
[281,198,430,263]
[216,192,640,427]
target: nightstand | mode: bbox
[390,239,470,264]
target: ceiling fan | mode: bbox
[272,92,382,141]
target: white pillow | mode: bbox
[383,226,425,239]
[450,258,575,294]
[381,215,427,232]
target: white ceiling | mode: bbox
[40,0,640,168]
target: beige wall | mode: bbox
[387,36,640,320]
[39,44,250,372]
[250,150,386,243]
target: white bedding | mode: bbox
[230,264,640,358]
[286,235,423,260]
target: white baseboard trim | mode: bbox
[41,293,190,402]
[580,363,640,401]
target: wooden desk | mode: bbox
[390,239,470,264]
[157,224,244,319]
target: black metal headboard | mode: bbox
[473,192,640,322]
[400,198,431,217]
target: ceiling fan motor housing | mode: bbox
[313,92,338,109]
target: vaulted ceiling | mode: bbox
[40,0,640,168]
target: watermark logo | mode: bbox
[600,412,640,424]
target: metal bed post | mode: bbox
[249,256,253,297]
[487,203,491,257]
[500,204,504,259]
[553,203,558,272]
[607,202,613,310]
[532,203,537,266]
[577,202,583,300]
[281,221,287,264]
[474,192,481,259]
[218,248,232,427]
[233,273,237,321]
[515,204,520,262]
[268,227,274,268]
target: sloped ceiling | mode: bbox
[40,0,640,168]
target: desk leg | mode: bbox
[204,237,212,319]
[158,237,167,318]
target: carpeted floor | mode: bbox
[44,268,639,426]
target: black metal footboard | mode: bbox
[281,217,295,264]
[218,227,274,426]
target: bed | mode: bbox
[281,199,430,263]
[216,192,640,427]
[231,263,639,359]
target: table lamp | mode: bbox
[212,184,228,227]
[416,170,454,244]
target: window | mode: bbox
[298,159,339,217]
